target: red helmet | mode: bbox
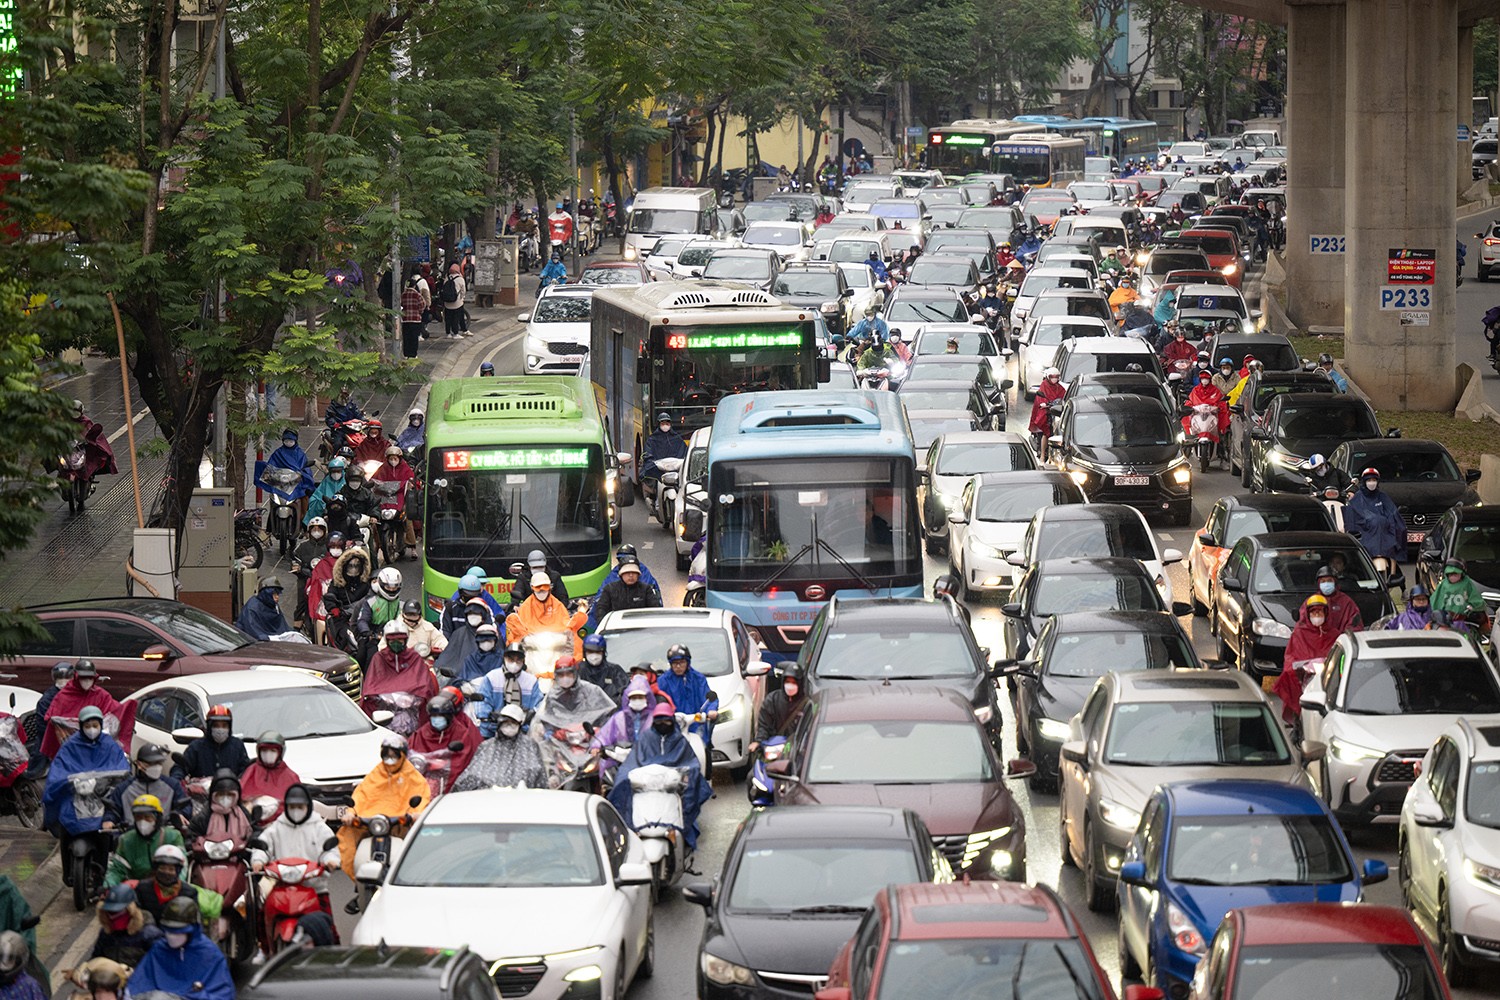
[1360,466,1380,480]
[206,704,232,725]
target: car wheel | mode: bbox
[613,950,627,1000]
[1440,889,1474,987]
[1480,266,1490,282]
[1241,454,1253,489]
[675,549,689,572]
[1189,568,1208,616]
[1119,922,1142,982]
[1216,625,1235,663]
[639,917,656,979]
[1028,759,1057,795]
[1059,803,1077,868]
[1083,817,1115,913]
[1397,833,1412,907]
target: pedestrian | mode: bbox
[400,275,424,356]
[440,264,469,339]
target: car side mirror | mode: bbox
[1005,758,1037,779]
[617,452,634,466]
[1001,603,1024,619]
[682,881,714,908]
[1362,859,1390,885]
[516,313,531,323]
[617,861,653,886]
[1005,552,1026,567]
[1411,797,1453,829]
[1171,602,1193,616]
[1161,547,1183,564]
[766,758,793,777]
[1468,468,1482,484]
[170,726,203,746]
[1059,740,1087,765]
[1221,577,1244,592]
[143,644,175,664]
[1300,739,1327,761]
[1118,860,1149,887]
[743,659,772,677]
[1300,692,1326,714]
[1250,427,1270,440]
[947,511,967,525]
[355,861,385,885]
[1197,532,1217,548]
[1385,427,1402,438]
[372,710,395,726]
[1001,379,1015,391]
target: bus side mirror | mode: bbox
[635,356,649,384]
[816,356,831,384]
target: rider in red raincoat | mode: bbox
[1181,370,1230,438]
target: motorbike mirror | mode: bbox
[246,837,268,851]
[371,710,395,726]
[617,451,633,465]
[324,835,339,851]
[447,740,465,753]
[250,804,265,823]
[408,795,422,808]
[355,861,385,885]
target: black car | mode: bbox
[1051,394,1193,524]
[772,263,854,335]
[1001,557,1169,661]
[918,432,1038,554]
[897,379,1003,431]
[241,946,499,1000]
[684,805,946,1000]
[1227,370,1337,478]
[797,597,1005,750]
[1415,505,1500,598]
[1187,493,1336,615]
[1243,393,1384,493]
[1212,531,1395,679]
[1327,438,1480,545]
[902,354,1013,422]
[1000,610,1199,792]
[1203,331,1301,373]
[1061,372,1176,420]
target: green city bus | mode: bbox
[421,376,619,618]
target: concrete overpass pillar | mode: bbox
[1460,24,1475,195]
[1344,0,1459,410]
[1284,3,1346,330]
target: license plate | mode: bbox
[564,356,584,364]
[1114,476,1150,486]
[1406,530,1426,544]
[1261,674,1278,692]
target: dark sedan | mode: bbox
[1243,393,1384,493]
[1414,504,1500,600]
[1061,371,1176,417]
[1327,438,1480,545]
[1051,394,1193,524]
[684,806,946,1000]
[1000,610,1198,793]
[1212,531,1395,681]
[1228,370,1337,481]
[1001,557,1170,661]
[772,263,854,335]
[897,379,1003,431]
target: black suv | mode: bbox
[1243,393,1384,493]
[773,263,854,335]
[797,597,1004,749]
[1051,394,1193,524]
[1228,369,1336,480]
[241,945,499,1000]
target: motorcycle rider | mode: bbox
[1316,352,1349,392]
[323,388,365,447]
[303,530,347,641]
[105,793,186,887]
[455,704,548,791]
[750,665,804,755]
[40,659,135,759]
[655,645,718,770]
[857,334,893,373]
[321,547,373,659]
[125,895,235,1000]
[1434,558,1488,626]
[238,732,301,818]
[535,658,617,735]
[1108,277,1139,320]
[1386,585,1434,630]
[373,445,419,560]
[641,412,688,490]
[443,573,491,633]
[131,844,222,929]
[888,329,913,364]
[0,931,47,1000]
[1161,326,1198,372]
[579,634,629,704]
[361,621,437,735]
[585,545,656,629]
[590,561,662,622]
[337,734,428,879]
[538,249,568,288]
[469,642,544,737]
[1312,565,1364,633]
[172,705,249,781]
[847,305,889,344]
[319,493,362,548]
[351,418,391,468]
[1211,357,1238,397]
[338,460,378,525]
[409,692,480,790]
[305,458,347,524]
[234,577,290,641]
[31,663,72,746]
[186,772,252,857]
[396,409,426,454]
[89,883,163,968]
[506,573,588,659]
[248,783,339,913]
[864,250,889,283]
[457,623,505,684]
[1274,594,1342,728]
[386,599,446,657]
[107,744,189,831]
[608,704,712,851]
[353,566,406,664]
[451,565,507,617]
[433,596,495,679]
[1182,369,1229,442]
[589,677,658,761]
[1343,467,1408,569]
[1300,454,1347,499]
[1028,368,1066,452]
[290,519,330,627]
[256,428,316,523]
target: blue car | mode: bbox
[1116,779,1388,996]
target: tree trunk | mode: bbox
[714,106,728,185]
[227,380,247,504]
[602,134,625,254]
[698,110,717,187]
[481,133,501,240]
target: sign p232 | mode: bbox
[1309,235,1346,254]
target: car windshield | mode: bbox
[743,203,797,223]
[628,208,699,235]
[1045,630,1194,678]
[837,264,873,288]
[957,209,1016,230]
[1070,183,1113,201]
[937,444,1035,477]
[649,238,690,259]
[1227,943,1444,1000]
[137,604,253,653]
[907,361,983,385]
[533,296,591,322]
[871,202,921,220]
[813,627,976,681]
[927,206,968,226]
[215,685,374,740]
[1177,293,1245,315]
[910,260,975,285]
[909,417,978,450]
[916,332,996,356]
[1031,323,1108,347]
[726,841,921,913]
[975,483,1079,521]
[1250,547,1382,593]
[773,272,840,298]
[392,823,603,887]
[1467,762,1500,828]
[704,255,770,280]
[901,389,974,411]
[580,266,640,285]
[886,297,969,324]
[1104,700,1291,766]
[1454,523,1500,572]
[876,938,1110,1000]
[1032,296,1114,326]
[1147,252,1209,275]
[1032,572,1161,616]
[1071,409,1176,448]
[830,242,881,264]
[846,184,895,202]
[1037,515,1155,562]
[1021,273,1090,296]
[1252,381,1334,412]
[808,720,995,782]
[1224,508,1333,547]
[1342,656,1500,715]
[1344,449,1461,483]
[1168,813,1352,885]
[744,225,803,247]
[1186,235,1235,256]
[597,628,734,677]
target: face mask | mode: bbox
[135,819,157,837]
[388,457,399,467]
[1318,581,1336,596]
[1309,613,1327,627]
[54,677,67,690]
[556,674,576,689]
[784,681,800,698]
[466,613,483,627]
[214,794,237,810]
[82,724,102,740]
[585,652,604,666]
[211,727,230,744]
[164,932,189,949]
[1365,480,1378,491]
[628,697,648,711]
[659,424,671,434]
[410,418,422,428]
[283,439,297,449]
[259,750,279,767]
[330,470,344,481]
[653,721,675,736]
[310,528,325,540]
[478,640,496,652]
[286,805,309,824]
[499,722,522,738]
[431,716,448,732]
[348,562,365,577]
[388,639,408,654]
[535,589,551,602]
[1221,367,1232,375]
[144,764,163,780]
[381,755,403,770]
[504,659,524,675]
[107,911,132,932]
[155,867,180,887]
[328,547,343,558]
[78,678,95,692]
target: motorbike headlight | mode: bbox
[366,816,391,837]
[279,863,307,884]
[1036,716,1072,742]
[1330,737,1384,763]
[1252,617,1292,638]
[1098,796,1142,832]
[702,952,755,986]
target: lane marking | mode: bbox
[106,408,147,444]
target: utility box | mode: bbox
[749,176,777,203]
[178,487,234,620]
[474,238,519,308]
[131,528,178,599]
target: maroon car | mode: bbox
[9,598,360,696]
[770,685,1033,881]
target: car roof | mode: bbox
[781,262,838,272]
[710,247,776,259]
[826,597,961,622]
[1220,493,1327,512]
[1211,331,1293,347]
[1234,904,1424,947]
[1454,504,1500,525]
[1060,338,1152,356]
[1253,371,1333,385]
[1047,610,1185,635]
[936,431,1029,446]
[598,608,732,631]
[539,284,595,299]
[899,379,982,392]
[1346,631,1479,659]
[1268,392,1370,410]
[971,469,1075,490]
[1069,372,1163,387]
[1178,283,1244,297]
[743,805,917,841]
[585,261,642,269]
[812,684,977,723]
[1032,557,1155,578]
[1110,670,1259,701]
[1164,779,1326,817]
[423,787,593,825]
[1242,530,1368,551]
[1040,503,1144,525]
[1456,717,1500,762]
[889,287,964,302]
[27,596,203,613]
[1069,394,1168,414]
[890,882,1075,941]
[914,323,995,337]
[1333,437,1449,457]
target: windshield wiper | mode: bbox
[786,904,868,915]
[518,510,570,575]
[808,515,880,593]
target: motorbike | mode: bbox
[539,724,602,794]
[683,543,706,607]
[58,441,96,515]
[234,508,267,569]
[321,417,369,461]
[259,467,307,557]
[520,631,576,690]
[627,763,691,900]
[855,366,891,391]
[372,480,407,567]
[746,735,788,807]
[349,794,423,914]
[519,231,542,272]
[57,768,130,911]
[192,834,258,963]
[410,740,468,798]
[1187,403,1222,473]
[0,715,43,829]
[256,852,339,954]
[643,456,684,530]
[654,457,684,534]
[1304,477,1348,531]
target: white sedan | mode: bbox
[595,608,770,775]
[126,668,392,804]
[352,789,655,1000]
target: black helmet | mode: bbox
[616,543,638,563]
[426,693,456,717]
[504,641,526,658]
[73,658,98,679]
[52,661,73,683]
[933,573,960,599]
[479,362,495,375]
[1319,352,1334,365]
[655,412,671,424]
[209,773,241,799]
[158,895,201,931]
[666,644,690,663]
[327,494,347,508]
[778,662,803,681]
[284,783,312,809]
[401,599,423,617]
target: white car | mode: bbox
[641,236,695,280]
[1478,219,1500,281]
[1016,316,1114,400]
[351,788,655,1000]
[842,180,902,214]
[126,668,392,804]
[1010,266,1095,339]
[672,427,710,569]
[595,608,769,773]
[1066,181,1117,212]
[668,239,737,280]
[520,285,595,375]
[1399,716,1500,984]
[1301,630,1500,829]
[1008,503,1182,604]
[739,220,813,263]
[948,470,1087,596]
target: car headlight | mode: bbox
[546,945,604,963]
[1170,462,1192,485]
[1036,716,1071,742]
[969,539,1004,559]
[623,246,638,260]
[718,693,744,723]
[934,490,961,511]
[524,334,546,355]
[1466,859,1500,893]
[1267,448,1302,469]
[1222,263,1238,276]
[1167,900,1207,955]
[1252,617,1292,638]
[1098,797,1142,832]
[1068,469,1089,486]
[960,826,1014,870]
[702,952,755,986]
[1330,737,1384,763]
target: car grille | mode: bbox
[932,834,968,868]
[1399,508,1444,532]
[325,664,363,698]
[1374,754,1421,785]
[756,971,827,995]
[547,342,588,356]
[491,961,547,998]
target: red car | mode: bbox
[816,881,1160,1000]
[1170,229,1244,287]
[1190,903,1451,1000]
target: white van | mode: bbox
[624,188,720,261]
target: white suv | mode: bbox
[1400,716,1500,985]
[1301,630,1500,828]
[520,285,595,374]
[1477,220,1500,281]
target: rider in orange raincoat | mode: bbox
[337,735,429,878]
[505,573,588,658]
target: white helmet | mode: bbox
[380,732,408,751]
[382,619,409,637]
[307,516,327,531]
[1044,367,1060,378]
[376,566,402,598]
[498,703,526,724]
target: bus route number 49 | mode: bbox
[1379,285,1431,310]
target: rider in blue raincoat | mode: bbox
[305,457,348,524]
[607,703,712,850]
[255,428,316,513]
[43,706,130,834]
[447,567,505,618]
[125,896,234,1000]
[234,578,291,641]
[655,645,718,758]
[1343,467,1408,564]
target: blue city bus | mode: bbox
[704,390,923,657]
[1082,117,1160,161]
[1013,116,1106,157]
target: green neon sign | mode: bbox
[0,5,18,93]
[666,327,806,350]
[442,447,591,472]
[944,135,988,146]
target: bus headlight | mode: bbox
[623,245,638,260]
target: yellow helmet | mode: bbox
[131,793,163,816]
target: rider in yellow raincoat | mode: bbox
[337,734,429,878]
[505,573,588,659]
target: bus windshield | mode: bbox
[709,458,919,582]
[992,151,1050,185]
[425,445,608,579]
[652,325,813,426]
